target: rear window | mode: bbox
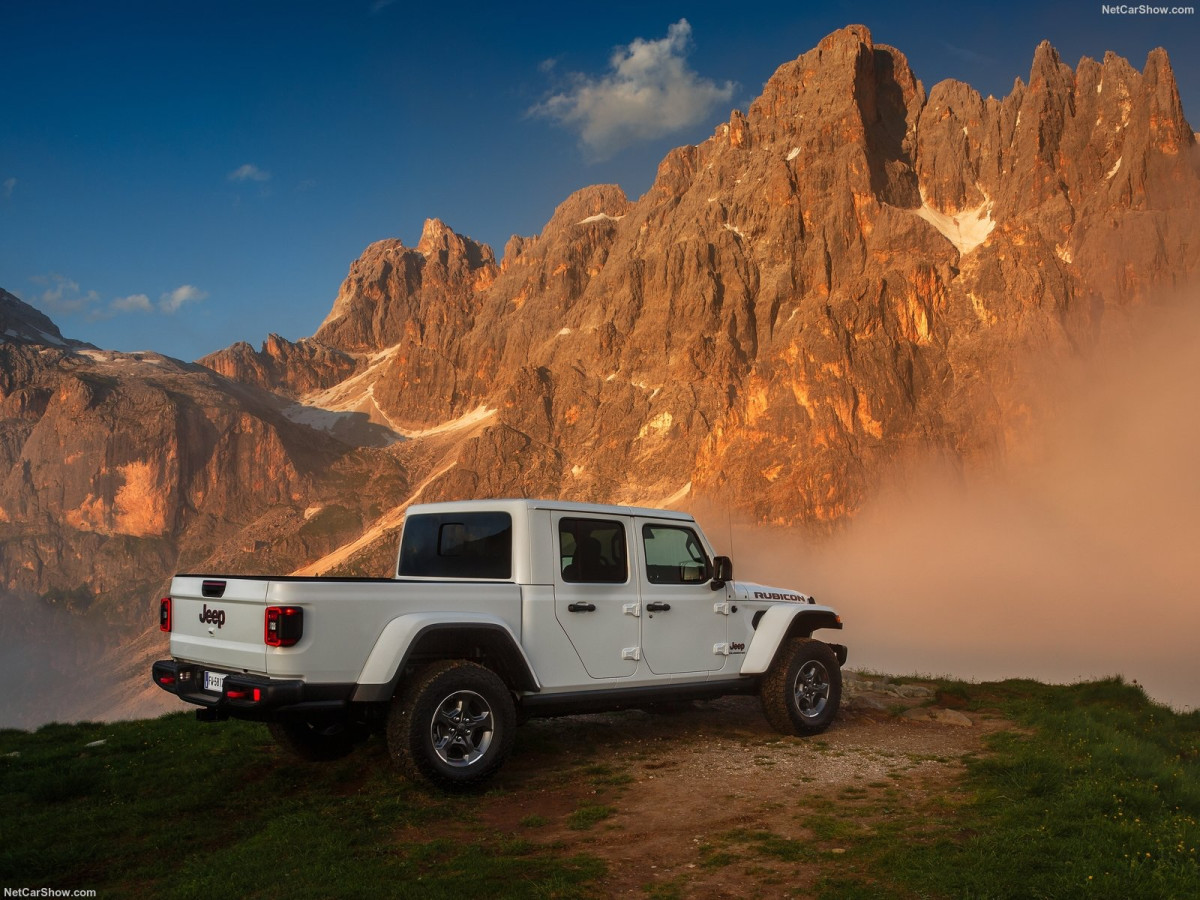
[398,512,513,579]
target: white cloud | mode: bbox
[27,275,208,320]
[228,163,271,183]
[31,274,100,315]
[159,284,208,314]
[530,19,735,160]
[110,293,153,313]
[2,177,15,199]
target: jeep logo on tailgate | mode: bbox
[198,604,226,628]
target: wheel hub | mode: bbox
[793,660,831,718]
[430,689,494,767]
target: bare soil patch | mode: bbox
[446,675,1011,897]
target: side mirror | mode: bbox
[710,555,733,590]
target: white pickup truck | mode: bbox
[152,499,846,788]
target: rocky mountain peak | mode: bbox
[821,22,872,51]
[1142,47,1191,153]
[740,25,922,208]
[1029,39,1067,84]
[313,219,498,354]
[416,217,495,271]
[0,288,81,349]
[543,184,632,232]
[198,333,359,397]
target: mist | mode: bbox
[720,300,1200,710]
[0,592,112,729]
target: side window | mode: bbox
[642,524,711,585]
[559,518,628,584]
[398,512,512,579]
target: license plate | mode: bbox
[203,671,226,693]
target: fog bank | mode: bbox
[721,302,1200,710]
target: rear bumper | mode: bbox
[151,659,354,722]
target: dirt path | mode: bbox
[464,674,1010,897]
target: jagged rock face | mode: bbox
[0,297,418,725]
[0,341,310,615]
[914,41,1199,318]
[199,333,360,397]
[381,26,1198,521]
[195,25,1198,528]
[305,220,500,427]
[317,218,497,352]
[0,307,415,634]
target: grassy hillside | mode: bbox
[1,677,1197,899]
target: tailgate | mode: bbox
[169,576,269,673]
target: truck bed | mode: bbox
[168,574,523,686]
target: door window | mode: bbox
[642,524,711,584]
[559,518,628,584]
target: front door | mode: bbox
[636,519,728,675]
[552,513,641,678]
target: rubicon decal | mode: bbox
[753,591,804,603]
[198,604,227,628]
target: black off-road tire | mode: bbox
[267,719,359,762]
[760,637,841,736]
[386,660,516,790]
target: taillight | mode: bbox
[226,688,262,702]
[265,606,303,647]
[159,598,172,632]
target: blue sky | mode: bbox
[3,0,1198,361]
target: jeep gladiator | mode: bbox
[152,499,846,787]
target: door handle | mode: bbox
[646,602,671,612]
[567,602,596,613]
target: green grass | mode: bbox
[3,677,1197,899]
[0,715,604,898]
[719,827,819,863]
[579,762,634,787]
[641,874,690,898]
[817,677,1200,899]
[566,803,615,830]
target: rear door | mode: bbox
[552,513,641,678]
[169,576,269,674]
